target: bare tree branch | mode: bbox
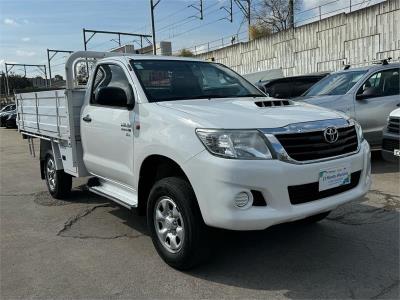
[253,0,301,32]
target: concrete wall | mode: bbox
[196,0,400,76]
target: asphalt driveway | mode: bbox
[1,127,399,299]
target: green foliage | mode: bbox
[1,73,33,91]
[54,74,63,81]
[249,23,273,40]
[178,49,195,57]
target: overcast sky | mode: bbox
[0,0,384,77]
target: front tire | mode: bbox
[44,153,72,199]
[147,177,209,270]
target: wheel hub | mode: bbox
[154,196,185,253]
[46,158,56,191]
[165,216,177,230]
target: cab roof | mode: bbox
[124,54,206,62]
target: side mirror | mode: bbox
[95,86,135,109]
[356,87,379,100]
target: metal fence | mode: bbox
[173,0,385,56]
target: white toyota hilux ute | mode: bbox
[16,51,371,269]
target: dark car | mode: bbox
[0,104,16,113]
[0,109,16,127]
[256,73,329,99]
[5,112,17,129]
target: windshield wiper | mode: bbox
[155,94,264,102]
[238,94,265,98]
[195,94,265,100]
[154,95,228,102]
[190,95,229,99]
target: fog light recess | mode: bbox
[234,192,253,208]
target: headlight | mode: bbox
[350,119,364,143]
[196,129,272,159]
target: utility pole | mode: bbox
[0,71,4,97]
[189,0,204,20]
[82,28,152,71]
[4,63,48,95]
[47,49,74,87]
[150,0,161,55]
[82,28,151,51]
[288,0,294,28]
[4,66,10,96]
[234,0,251,40]
[221,0,233,23]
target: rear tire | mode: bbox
[147,177,209,270]
[44,153,72,199]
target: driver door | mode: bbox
[81,62,135,187]
[355,68,400,147]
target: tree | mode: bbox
[76,63,89,85]
[178,49,194,57]
[2,73,33,91]
[249,23,273,40]
[54,74,63,81]
[254,0,301,32]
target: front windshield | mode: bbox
[1,105,12,112]
[304,70,367,96]
[131,60,264,102]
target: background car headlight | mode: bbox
[196,129,272,159]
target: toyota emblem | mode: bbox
[324,127,339,143]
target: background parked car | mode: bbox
[0,108,16,127]
[297,61,400,149]
[242,69,284,85]
[0,104,16,126]
[382,108,400,162]
[0,104,16,113]
[256,73,329,99]
[5,112,17,129]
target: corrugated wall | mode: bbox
[196,0,400,75]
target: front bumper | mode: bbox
[184,141,371,230]
[381,131,400,162]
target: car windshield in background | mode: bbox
[304,70,367,96]
[130,60,264,102]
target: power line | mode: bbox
[156,1,222,34]
[87,40,114,50]
[175,29,248,54]
[131,0,198,34]
[158,2,237,41]
[157,0,198,23]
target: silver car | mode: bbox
[299,62,400,149]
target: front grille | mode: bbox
[387,117,400,134]
[382,138,400,151]
[288,171,361,205]
[275,126,358,161]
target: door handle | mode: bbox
[82,115,92,122]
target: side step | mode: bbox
[88,179,138,209]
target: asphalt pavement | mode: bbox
[0,127,399,299]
